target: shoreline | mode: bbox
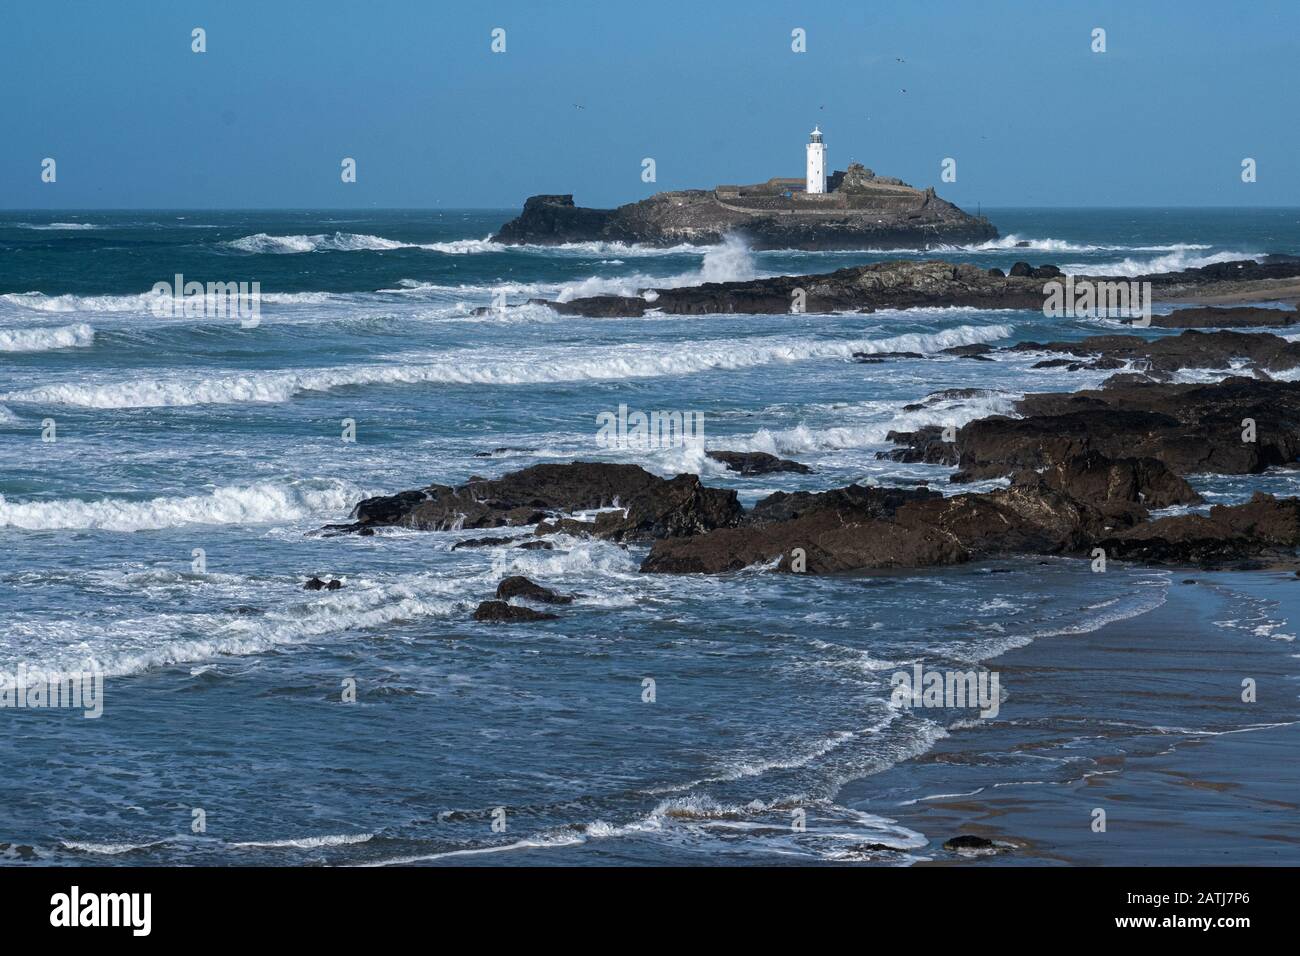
[841,571,1300,865]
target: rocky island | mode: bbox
[494,129,997,250]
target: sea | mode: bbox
[1,208,1298,865]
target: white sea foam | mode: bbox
[1067,249,1259,277]
[0,289,335,313]
[226,232,410,253]
[717,391,1021,457]
[61,840,166,854]
[554,235,758,301]
[231,833,373,849]
[0,477,363,531]
[8,572,470,678]
[15,222,100,231]
[0,322,94,352]
[959,234,1213,255]
[2,323,1014,409]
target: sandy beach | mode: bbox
[844,570,1300,865]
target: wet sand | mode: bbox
[843,571,1300,865]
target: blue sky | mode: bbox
[1,0,1296,209]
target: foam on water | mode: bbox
[0,477,363,531]
[0,322,94,352]
[2,323,1015,408]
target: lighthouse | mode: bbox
[805,126,826,194]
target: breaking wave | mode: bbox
[0,477,364,532]
[2,324,1014,409]
[1067,249,1260,277]
[961,234,1214,255]
[0,322,94,352]
[13,222,101,231]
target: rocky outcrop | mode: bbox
[883,375,1300,481]
[495,576,573,605]
[494,176,996,251]
[304,577,343,590]
[705,451,813,475]
[541,257,1300,319]
[1099,493,1300,568]
[472,600,558,623]
[640,472,1300,576]
[640,479,1109,575]
[1131,305,1300,329]
[544,260,1049,318]
[1011,329,1300,378]
[323,463,742,541]
[327,384,1300,576]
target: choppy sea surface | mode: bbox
[1,208,1298,865]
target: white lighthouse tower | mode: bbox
[805,126,826,194]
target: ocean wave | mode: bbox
[0,477,363,531]
[555,235,757,301]
[231,833,373,849]
[719,390,1021,457]
[14,222,101,231]
[1067,249,1259,277]
[0,289,354,314]
[1,290,163,313]
[226,232,411,253]
[1,323,1014,409]
[0,322,94,352]
[8,572,470,678]
[959,234,1213,255]
[61,839,167,855]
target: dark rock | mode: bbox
[640,481,1100,575]
[450,535,521,550]
[1029,451,1202,523]
[706,450,813,475]
[304,577,327,591]
[852,350,924,363]
[882,375,1300,481]
[987,267,1006,277]
[495,575,573,605]
[327,462,743,541]
[940,343,997,361]
[1132,306,1300,329]
[545,257,1300,319]
[472,600,559,623]
[515,540,554,550]
[1008,330,1300,377]
[943,835,1001,851]
[1098,493,1300,568]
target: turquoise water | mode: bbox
[1,208,1298,865]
